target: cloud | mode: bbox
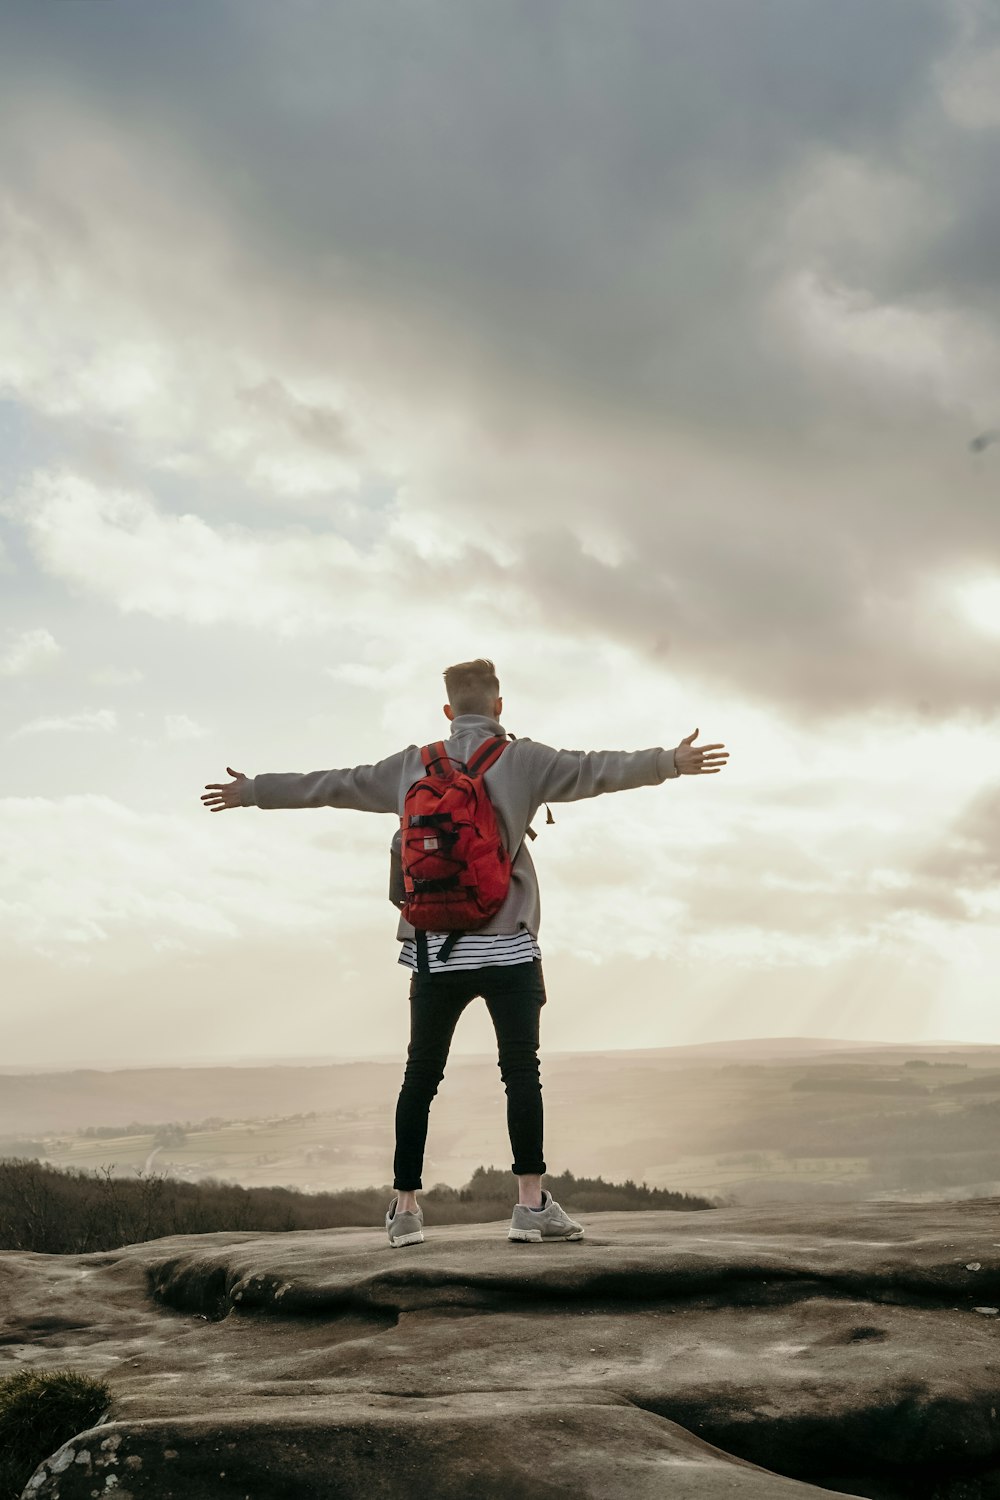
[0,0,997,736]
[0,793,390,960]
[2,1,958,426]
[952,574,1000,637]
[0,4,963,459]
[0,170,374,510]
[89,666,145,687]
[941,45,1000,129]
[0,627,60,676]
[2,469,521,667]
[238,378,356,456]
[8,446,1000,729]
[540,783,979,969]
[773,268,1000,418]
[3,0,1000,1062]
[3,470,378,634]
[164,714,210,742]
[10,709,117,739]
[916,780,1000,894]
[937,3,1000,132]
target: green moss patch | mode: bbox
[0,1369,111,1500]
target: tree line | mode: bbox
[0,1158,713,1254]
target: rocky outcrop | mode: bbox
[4,1199,1000,1498]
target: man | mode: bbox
[202,658,728,1247]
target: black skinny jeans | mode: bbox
[393,960,547,1191]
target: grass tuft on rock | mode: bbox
[0,1368,111,1500]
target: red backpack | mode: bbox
[399,736,510,951]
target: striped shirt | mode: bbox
[398,929,542,973]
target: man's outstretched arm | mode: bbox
[201,750,410,815]
[530,727,728,804]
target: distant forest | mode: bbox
[0,1160,714,1254]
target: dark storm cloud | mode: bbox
[498,487,998,722]
[0,0,954,427]
[4,0,997,723]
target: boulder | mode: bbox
[5,1198,1000,1498]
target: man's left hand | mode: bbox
[674,729,728,775]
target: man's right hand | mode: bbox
[201,767,249,811]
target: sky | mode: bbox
[2,0,999,1068]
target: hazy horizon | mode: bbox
[3,2,1000,1067]
[0,1034,993,1076]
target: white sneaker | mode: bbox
[508,1189,584,1242]
[386,1197,424,1247]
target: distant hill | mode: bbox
[7,1043,1000,1210]
[0,1062,402,1134]
[4,1041,1000,1135]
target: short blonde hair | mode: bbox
[443,658,501,716]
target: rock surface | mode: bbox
[4,1199,1000,1498]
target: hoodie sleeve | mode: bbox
[524,742,678,804]
[241,748,410,814]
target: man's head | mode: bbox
[443,658,502,722]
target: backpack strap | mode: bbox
[415,930,431,975]
[421,741,456,777]
[466,736,508,777]
[438,931,461,964]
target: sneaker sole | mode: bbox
[508,1227,584,1242]
[389,1231,424,1247]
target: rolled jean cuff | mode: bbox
[511,1157,546,1176]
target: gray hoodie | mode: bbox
[241,715,679,940]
